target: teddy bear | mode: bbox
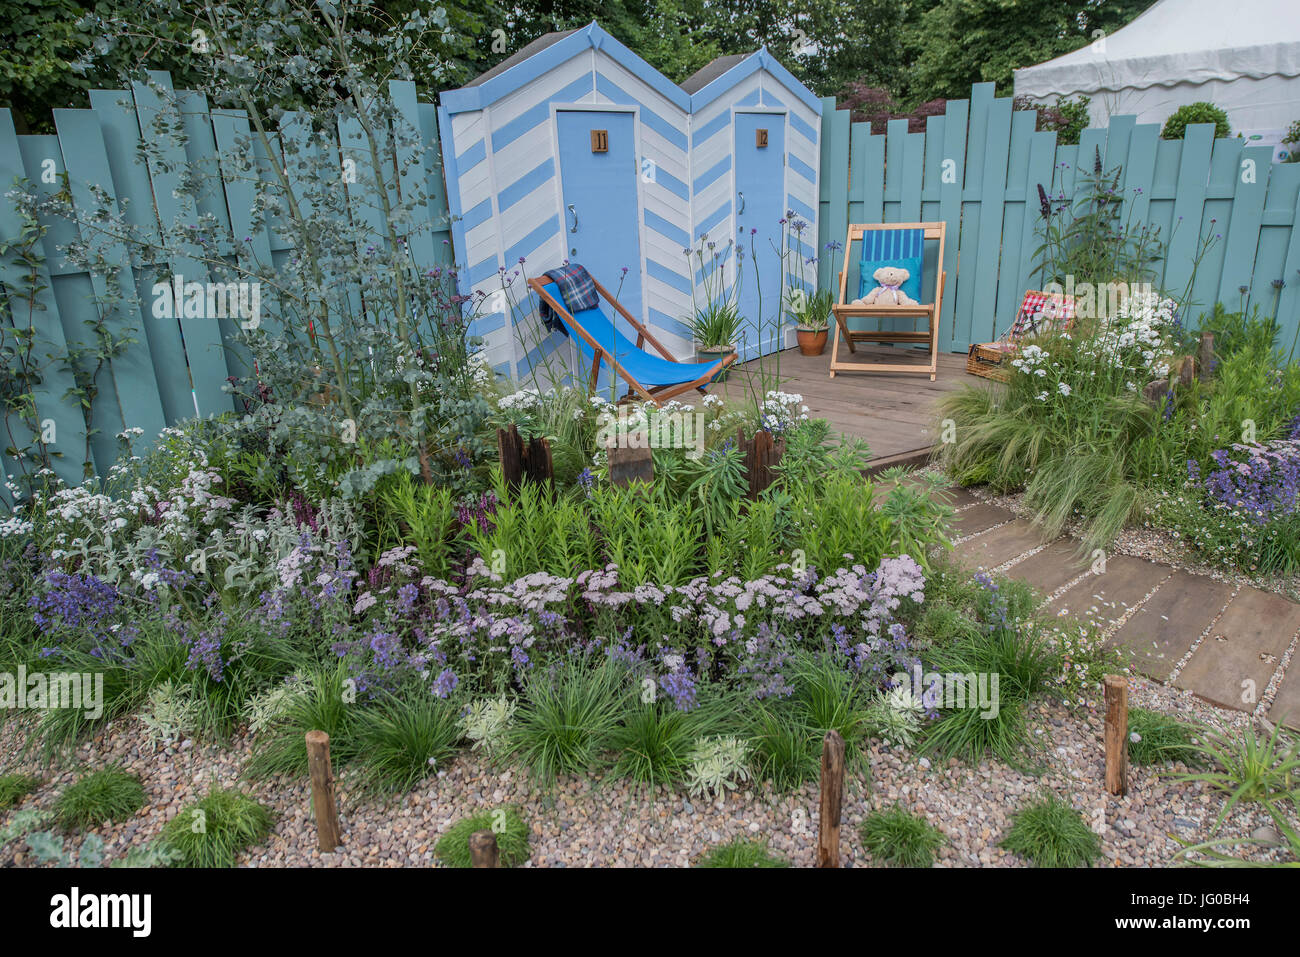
[852,266,917,306]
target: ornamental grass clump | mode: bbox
[354,688,464,797]
[505,657,629,785]
[938,290,1189,551]
[0,774,40,811]
[1126,707,1203,767]
[1170,722,1300,830]
[54,767,146,830]
[1000,792,1102,868]
[159,788,274,868]
[859,805,945,867]
[696,838,789,868]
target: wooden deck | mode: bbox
[695,345,973,465]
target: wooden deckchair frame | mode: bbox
[830,222,947,381]
[527,276,737,406]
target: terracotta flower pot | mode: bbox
[696,345,733,381]
[796,328,828,356]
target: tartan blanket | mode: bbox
[538,262,598,333]
[1006,290,1077,340]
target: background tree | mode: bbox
[912,0,1149,101]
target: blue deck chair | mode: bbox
[528,276,737,405]
[830,222,948,381]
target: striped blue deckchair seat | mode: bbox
[540,282,726,387]
[858,228,925,302]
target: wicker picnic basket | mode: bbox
[965,342,1014,381]
[965,291,1077,382]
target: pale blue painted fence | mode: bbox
[817,82,1300,354]
[0,73,453,490]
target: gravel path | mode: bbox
[2,679,1294,868]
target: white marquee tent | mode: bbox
[1013,0,1300,154]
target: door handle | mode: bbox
[737,191,745,215]
[568,204,579,233]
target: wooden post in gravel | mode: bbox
[469,830,499,868]
[1104,676,1129,796]
[305,730,342,852]
[817,730,845,867]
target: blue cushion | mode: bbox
[858,229,924,302]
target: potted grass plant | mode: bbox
[688,300,742,379]
[684,237,743,380]
[787,287,833,356]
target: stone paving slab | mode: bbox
[938,485,981,508]
[949,503,1015,541]
[1007,539,1092,596]
[1175,586,1300,711]
[1107,572,1236,682]
[954,519,1044,569]
[1046,556,1172,631]
[1267,666,1300,731]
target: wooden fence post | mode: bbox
[1104,675,1128,796]
[817,730,846,867]
[607,435,654,486]
[305,730,342,852]
[738,428,785,500]
[1198,332,1215,381]
[497,425,553,495]
[469,830,499,868]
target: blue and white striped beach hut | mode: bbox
[437,22,821,381]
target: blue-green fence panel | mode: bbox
[0,113,88,489]
[816,85,1300,354]
[1,72,457,485]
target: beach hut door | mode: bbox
[556,110,644,336]
[734,112,786,362]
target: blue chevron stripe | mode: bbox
[505,215,560,266]
[694,201,731,240]
[789,111,816,143]
[648,307,692,340]
[456,138,486,173]
[693,155,731,193]
[468,255,502,285]
[646,259,692,294]
[692,111,730,147]
[461,196,493,232]
[789,152,816,184]
[650,165,689,201]
[499,158,555,212]
[595,75,688,151]
[492,76,593,152]
[787,194,815,223]
[645,209,689,247]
